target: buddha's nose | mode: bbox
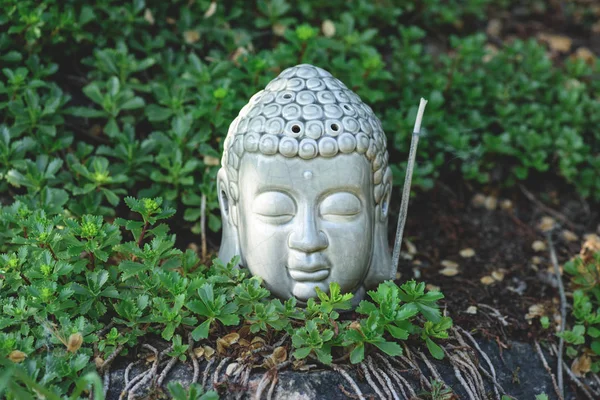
[288,208,328,253]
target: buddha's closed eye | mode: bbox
[253,192,295,223]
[320,192,361,220]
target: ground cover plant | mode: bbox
[0,196,452,398]
[1,0,600,399]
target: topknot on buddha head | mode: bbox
[221,64,392,207]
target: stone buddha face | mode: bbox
[218,64,393,302]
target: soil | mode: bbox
[397,175,599,345]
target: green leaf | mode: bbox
[314,348,332,365]
[292,347,311,360]
[373,341,403,357]
[425,337,444,360]
[349,344,364,364]
[191,319,212,340]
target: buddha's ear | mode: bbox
[364,168,394,288]
[217,168,241,266]
[380,168,393,222]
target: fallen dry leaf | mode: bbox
[466,306,478,315]
[217,332,240,354]
[272,346,287,364]
[184,30,200,44]
[426,283,440,292]
[203,346,215,360]
[8,350,26,363]
[460,248,475,258]
[144,9,155,25]
[538,216,556,232]
[441,260,459,269]
[482,44,499,63]
[272,23,286,37]
[532,240,547,252]
[322,20,335,37]
[395,272,402,280]
[581,234,600,262]
[94,357,104,369]
[67,333,83,353]
[538,33,572,52]
[193,347,204,358]
[572,47,596,65]
[204,2,217,18]
[486,19,502,37]
[204,155,220,166]
[231,47,248,65]
[531,256,542,265]
[571,354,592,377]
[166,17,176,25]
[404,239,417,255]
[440,267,459,277]
[484,196,498,210]
[525,304,545,320]
[562,230,579,242]
[491,270,505,282]
[500,199,513,210]
[471,193,486,208]
[480,276,495,285]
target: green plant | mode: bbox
[0,195,451,397]
[562,246,600,373]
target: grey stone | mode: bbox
[106,339,600,399]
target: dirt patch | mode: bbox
[396,176,599,344]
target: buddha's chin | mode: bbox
[292,281,329,302]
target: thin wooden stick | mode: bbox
[548,233,567,398]
[201,193,207,261]
[534,341,563,400]
[391,98,428,277]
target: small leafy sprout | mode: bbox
[186,283,239,340]
[292,319,334,365]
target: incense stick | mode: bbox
[391,98,427,277]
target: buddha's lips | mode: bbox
[288,268,330,282]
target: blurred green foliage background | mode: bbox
[1,0,599,239]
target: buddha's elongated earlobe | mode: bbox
[217,168,242,266]
[364,169,393,288]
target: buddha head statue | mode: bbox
[217,64,393,302]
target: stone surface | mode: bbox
[106,340,600,399]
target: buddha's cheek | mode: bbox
[323,221,373,294]
[239,222,292,298]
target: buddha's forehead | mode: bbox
[238,153,372,196]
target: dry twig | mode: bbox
[331,364,366,400]
[457,327,502,400]
[548,233,567,398]
[366,357,394,400]
[188,334,200,383]
[376,355,413,399]
[360,361,386,399]
[202,358,215,390]
[534,341,563,400]
[213,357,232,387]
[519,185,577,231]
[157,356,178,388]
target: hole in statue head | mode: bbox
[331,124,339,131]
[343,104,351,110]
[292,125,301,133]
[284,94,292,99]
